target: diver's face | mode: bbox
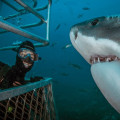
[19,49,35,68]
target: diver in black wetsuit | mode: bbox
[0,40,43,89]
[0,41,44,119]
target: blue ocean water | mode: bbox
[0,0,120,120]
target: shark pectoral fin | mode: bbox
[91,61,120,113]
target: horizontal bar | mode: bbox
[0,46,19,51]
[3,5,48,21]
[0,21,43,34]
[0,18,49,44]
[0,77,52,101]
[0,42,47,51]
[20,21,43,29]
[15,0,46,23]
[2,0,44,12]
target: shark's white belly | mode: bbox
[91,61,120,113]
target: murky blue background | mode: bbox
[0,0,120,119]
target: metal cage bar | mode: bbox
[0,0,52,51]
[0,78,52,101]
[0,18,48,43]
[15,0,46,23]
[0,78,56,120]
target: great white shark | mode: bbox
[70,15,120,113]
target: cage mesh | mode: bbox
[0,84,56,120]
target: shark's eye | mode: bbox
[91,19,99,26]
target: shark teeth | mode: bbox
[90,55,119,64]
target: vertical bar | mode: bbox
[39,87,43,120]
[21,95,27,120]
[34,89,39,120]
[28,91,34,119]
[13,97,19,120]
[46,3,51,41]
[4,99,10,120]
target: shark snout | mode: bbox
[70,26,79,41]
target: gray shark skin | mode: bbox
[71,16,120,41]
[70,15,120,113]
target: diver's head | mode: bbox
[15,41,39,73]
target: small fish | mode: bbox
[62,44,72,49]
[63,23,67,26]
[33,0,37,8]
[77,14,83,18]
[82,7,90,10]
[69,63,82,70]
[78,88,88,93]
[50,42,57,47]
[55,24,61,31]
[60,72,69,76]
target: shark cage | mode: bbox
[0,0,56,120]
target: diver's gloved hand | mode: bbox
[30,76,44,82]
[13,81,22,86]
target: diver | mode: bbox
[0,40,43,89]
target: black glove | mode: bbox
[30,76,44,82]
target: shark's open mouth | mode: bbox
[90,55,119,64]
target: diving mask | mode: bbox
[18,48,39,62]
